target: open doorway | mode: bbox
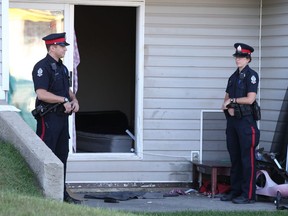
[74,5,136,153]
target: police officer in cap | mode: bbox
[32,32,80,203]
[221,43,260,204]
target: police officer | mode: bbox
[221,43,260,204]
[32,32,80,202]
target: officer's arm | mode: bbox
[69,89,77,102]
[222,93,230,110]
[234,92,256,105]
[69,89,79,112]
[36,89,67,104]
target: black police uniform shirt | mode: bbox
[32,54,70,106]
[225,65,259,99]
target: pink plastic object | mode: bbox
[256,170,288,197]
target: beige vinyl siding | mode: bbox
[143,0,260,172]
[260,0,288,151]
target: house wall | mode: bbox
[261,0,288,152]
[3,0,286,184]
[134,0,260,181]
[67,0,261,183]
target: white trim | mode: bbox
[68,152,142,161]
[257,0,262,130]
[64,4,74,69]
[67,2,145,160]
[1,0,9,100]
[10,0,143,7]
[134,3,145,159]
[64,4,75,153]
[68,180,188,184]
[71,1,143,7]
[9,2,65,10]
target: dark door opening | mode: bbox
[74,5,136,153]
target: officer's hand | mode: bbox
[63,102,73,113]
[71,99,79,113]
[222,99,230,110]
[228,108,235,116]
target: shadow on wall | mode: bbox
[270,86,288,168]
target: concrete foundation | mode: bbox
[0,108,64,201]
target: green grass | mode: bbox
[0,141,287,216]
[0,141,42,196]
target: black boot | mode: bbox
[64,190,82,204]
[220,192,239,201]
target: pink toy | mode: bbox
[256,170,288,197]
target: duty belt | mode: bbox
[227,103,252,119]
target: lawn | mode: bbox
[0,141,287,216]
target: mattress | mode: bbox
[76,131,132,153]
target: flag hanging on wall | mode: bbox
[73,31,80,94]
[72,31,80,152]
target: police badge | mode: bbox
[251,75,256,84]
[37,68,43,77]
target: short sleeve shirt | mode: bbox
[225,65,259,98]
[32,54,70,104]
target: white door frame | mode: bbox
[1,0,9,100]
[68,2,145,161]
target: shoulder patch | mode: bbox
[251,75,256,84]
[37,68,43,77]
